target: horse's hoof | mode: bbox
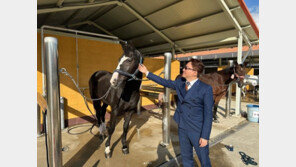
[122,147,129,154]
[213,119,220,123]
[105,152,111,159]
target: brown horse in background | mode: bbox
[199,62,246,122]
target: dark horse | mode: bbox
[88,41,143,158]
[199,62,246,123]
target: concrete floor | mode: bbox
[209,122,259,167]
[37,99,259,167]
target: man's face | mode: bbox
[182,62,197,79]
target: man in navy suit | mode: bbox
[138,59,214,167]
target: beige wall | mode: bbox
[140,58,180,106]
[37,33,123,120]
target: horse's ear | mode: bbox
[119,40,128,53]
[127,41,135,50]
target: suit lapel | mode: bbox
[180,80,187,98]
[184,79,201,100]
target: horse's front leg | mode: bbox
[121,110,135,154]
[99,103,108,138]
[105,110,117,158]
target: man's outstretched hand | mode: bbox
[138,64,148,75]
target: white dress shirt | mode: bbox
[186,78,198,90]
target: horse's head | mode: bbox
[233,62,247,88]
[110,41,143,88]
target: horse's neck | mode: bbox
[200,68,234,84]
[122,72,142,90]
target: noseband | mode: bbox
[113,55,143,81]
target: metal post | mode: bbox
[235,31,243,116]
[60,97,65,130]
[137,96,142,115]
[172,46,176,60]
[160,52,172,146]
[41,28,46,97]
[45,37,62,167]
[37,104,42,136]
[225,83,232,118]
[225,60,234,117]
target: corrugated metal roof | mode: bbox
[37,0,259,55]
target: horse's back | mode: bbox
[199,73,218,86]
[199,72,227,96]
[89,70,112,99]
[90,70,111,81]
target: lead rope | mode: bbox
[59,68,112,120]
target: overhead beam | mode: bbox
[242,25,251,29]
[76,5,117,30]
[67,21,90,27]
[119,2,185,53]
[62,9,82,26]
[88,21,116,36]
[216,0,251,47]
[56,0,65,8]
[230,6,241,12]
[67,21,115,36]
[38,1,118,14]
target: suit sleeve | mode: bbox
[147,72,177,90]
[201,86,214,140]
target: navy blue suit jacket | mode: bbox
[147,72,214,140]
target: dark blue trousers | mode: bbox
[178,127,212,167]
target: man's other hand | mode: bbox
[199,138,208,147]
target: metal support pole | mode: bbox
[226,60,234,118]
[225,83,232,118]
[235,31,243,116]
[41,28,46,97]
[45,37,62,167]
[37,104,42,136]
[172,46,176,60]
[137,96,142,115]
[160,52,172,146]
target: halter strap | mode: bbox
[113,55,143,81]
